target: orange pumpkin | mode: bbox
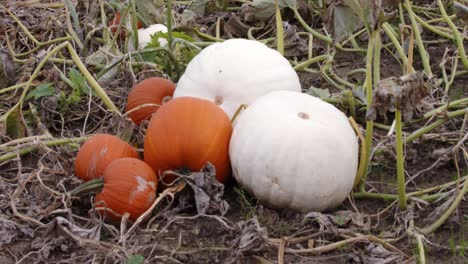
[125,77,176,125]
[75,134,138,182]
[94,158,157,222]
[109,12,143,36]
[144,97,232,186]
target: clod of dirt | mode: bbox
[366,72,432,122]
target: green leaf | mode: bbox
[69,68,92,95]
[125,255,145,264]
[333,4,360,42]
[142,31,198,73]
[308,86,330,98]
[190,0,216,16]
[145,31,195,49]
[135,0,166,25]
[26,83,55,101]
[241,0,288,22]
[6,108,27,139]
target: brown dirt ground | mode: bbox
[1,0,467,263]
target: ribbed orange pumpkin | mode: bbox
[125,77,176,125]
[94,158,157,222]
[144,97,232,185]
[74,134,138,182]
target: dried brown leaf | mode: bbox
[181,163,230,215]
[224,14,251,38]
[424,194,456,224]
[227,218,269,262]
[0,48,14,89]
[305,210,371,234]
[52,216,101,240]
[0,215,24,246]
[363,243,403,264]
[366,72,431,122]
[332,210,371,231]
[304,211,339,233]
[274,22,308,56]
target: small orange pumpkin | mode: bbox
[125,77,176,125]
[75,134,138,182]
[109,11,143,37]
[144,97,232,186]
[94,158,157,222]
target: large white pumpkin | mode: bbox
[174,39,301,119]
[229,91,359,212]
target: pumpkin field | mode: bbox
[1,0,467,263]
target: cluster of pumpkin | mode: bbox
[73,39,360,222]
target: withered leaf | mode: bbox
[179,9,197,28]
[0,48,14,89]
[304,211,338,233]
[0,215,20,246]
[305,210,371,233]
[364,243,403,264]
[227,218,269,262]
[224,14,251,38]
[182,163,229,215]
[272,22,308,56]
[6,107,27,139]
[51,216,101,240]
[332,210,371,231]
[366,72,431,122]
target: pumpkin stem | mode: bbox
[231,104,247,123]
[70,178,104,196]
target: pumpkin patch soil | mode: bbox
[1,0,467,263]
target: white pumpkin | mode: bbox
[138,24,168,49]
[173,38,301,119]
[229,91,359,212]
